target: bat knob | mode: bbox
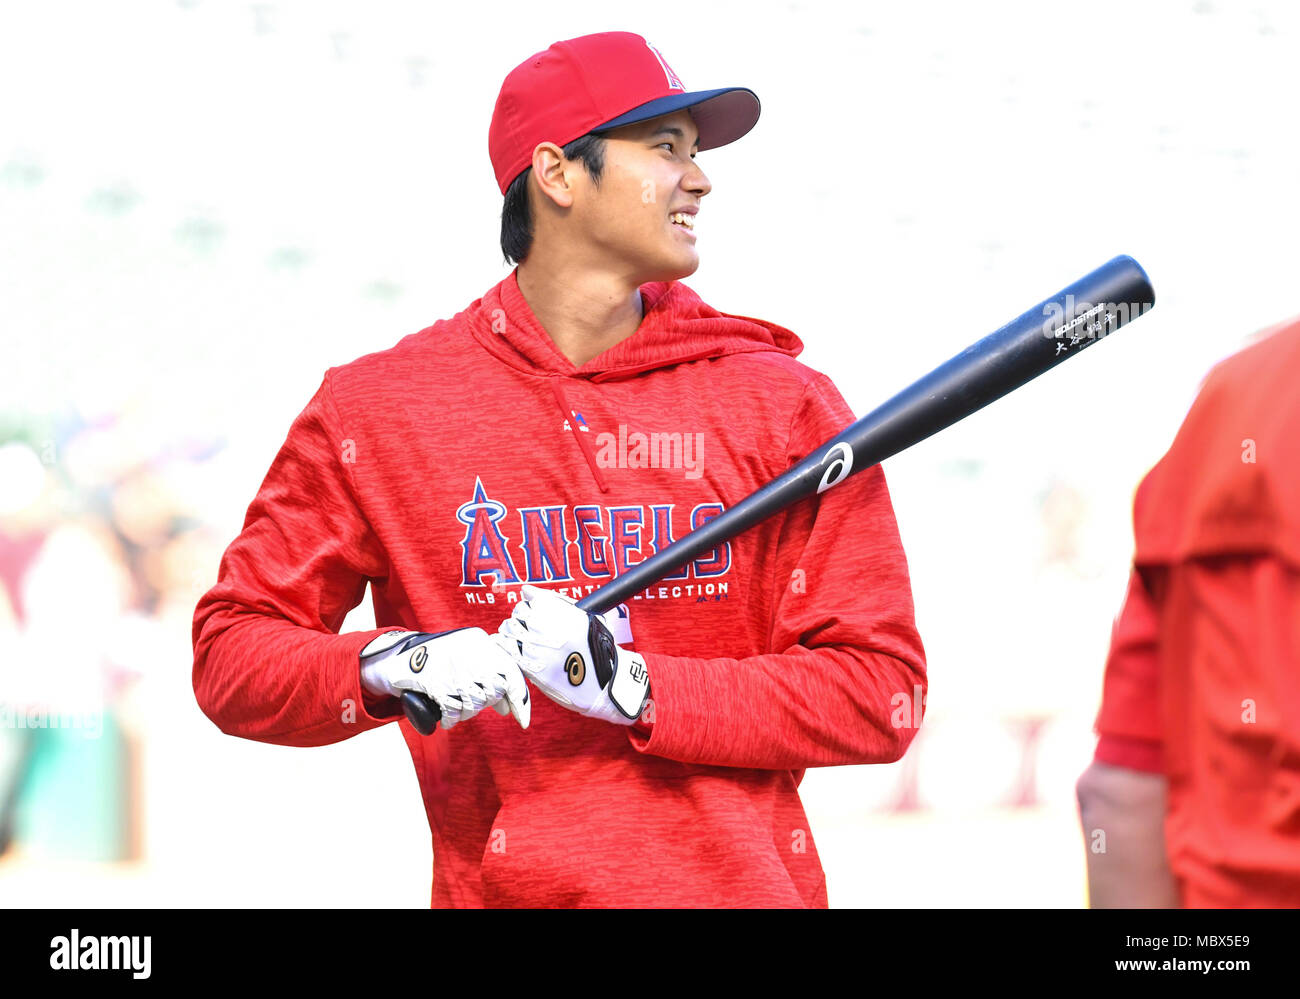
[401,691,441,735]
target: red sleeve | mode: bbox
[192,373,406,747]
[1093,566,1164,773]
[629,372,928,769]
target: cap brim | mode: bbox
[593,87,760,151]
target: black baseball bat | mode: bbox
[401,254,1155,734]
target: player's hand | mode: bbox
[359,628,530,730]
[497,585,650,727]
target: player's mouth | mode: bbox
[669,211,696,239]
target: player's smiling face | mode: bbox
[572,109,711,283]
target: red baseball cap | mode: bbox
[488,31,760,195]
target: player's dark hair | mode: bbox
[500,132,606,266]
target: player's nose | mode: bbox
[685,159,711,198]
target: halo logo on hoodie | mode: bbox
[458,478,732,601]
[457,478,522,587]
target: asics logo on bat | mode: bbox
[816,442,854,494]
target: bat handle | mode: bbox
[401,691,441,735]
[387,626,468,735]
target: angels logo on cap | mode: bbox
[645,41,685,91]
[487,31,761,196]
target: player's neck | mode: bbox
[515,259,645,368]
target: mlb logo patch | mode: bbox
[563,411,590,433]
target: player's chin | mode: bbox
[641,248,700,284]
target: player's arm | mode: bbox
[192,374,526,746]
[500,373,928,770]
[1077,760,1179,908]
[1076,566,1180,907]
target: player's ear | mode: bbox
[530,142,576,210]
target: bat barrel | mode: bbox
[830,254,1155,472]
[578,255,1154,614]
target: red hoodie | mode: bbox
[1095,317,1300,906]
[192,269,927,908]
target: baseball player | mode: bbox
[193,30,927,908]
[1078,315,1300,908]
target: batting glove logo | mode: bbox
[565,652,586,686]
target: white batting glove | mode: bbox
[497,585,650,726]
[359,628,530,730]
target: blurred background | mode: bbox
[2,0,1296,907]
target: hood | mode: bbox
[461,268,804,494]
[466,268,804,381]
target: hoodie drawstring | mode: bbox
[549,376,610,494]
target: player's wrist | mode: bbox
[359,630,426,698]
[605,648,651,725]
